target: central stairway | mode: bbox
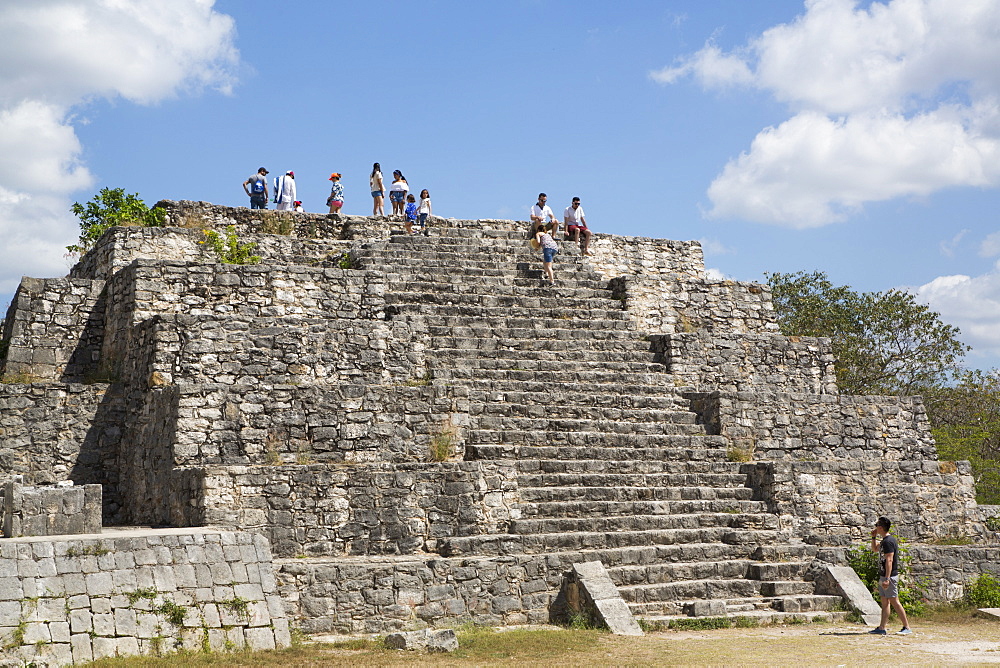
[349,227,847,624]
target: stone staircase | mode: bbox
[349,228,847,623]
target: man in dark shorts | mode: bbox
[868,516,912,635]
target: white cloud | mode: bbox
[698,238,735,255]
[650,44,754,88]
[980,231,1000,258]
[708,108,1000,226]
[940,229,969,258]
[0,0,238,303]
[915,271,1000,362]
[656,0,1000,227]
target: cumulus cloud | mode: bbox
[0,0,237,300]
[915,271,1000,362]
[655,0,1000,226]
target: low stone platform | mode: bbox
[0,527,289,666]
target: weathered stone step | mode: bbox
[473,415,695,435]
[353,251,594,273]
[465,443,729,462]
[421,325,639,342]
[435,527,785,557]
[611,560,753,586]
[751,544,819,561]
[471,389,687,411]
[515,477,753,498]
[435,348,661,368]
[433,359,665,377]
[436,368,670,385]
[747,562,812,580]
[377,271,611,290]
[385,291,620,310]
[394,311,632,329]
[619,578,762,603]
[508,511,775,535]
[635,610,851,624]
[767,594,843,613]
[467,430,715,447]
[431,336,653,354]
[759,581,815,596]
[514,459,746,476]
[515,493,765,513]
[477,405,689,425]
[396,279,613,299]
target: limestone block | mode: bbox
[385,628,458,652]
[813,565,879,625]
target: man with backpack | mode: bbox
[243,167,270,209]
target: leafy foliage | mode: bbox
[766,271,968,395]
[200,226,261,265]
[923,369,1000,504]
[964,573,1000,608]
[68,187,165,255]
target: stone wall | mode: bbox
[0,529,289,665]
[2,482,102,538]
[174,461,518,558]
[128,314,427,388]
[690,392,936,461]
[612,276,779,336]
[1,277,107,382]
[99,260,387,376]
[167,383,470,468]
[0,383,122,494]
[69,226,351,283]
[658,333,838,393]
[276,552,567,634]
[745,460,983,545]
[587,236,704,281]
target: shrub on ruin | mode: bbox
[68,187,165,255]
[200,226,262,265]
[964,573,1000,608]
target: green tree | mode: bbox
[766,271,969,395]
[68,187,165,255]
[922,369,1000,504]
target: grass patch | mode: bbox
[1,371,43,384]
[428,415,459,462]
[669,617,732,631]
[453,625,604,661]
[726,445,754,463]
[927,535,975,546]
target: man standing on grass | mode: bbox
[869,516,912,636]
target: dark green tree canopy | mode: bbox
[68,187,165,255]
[766,270,969,395]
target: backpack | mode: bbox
[251,176,266,194]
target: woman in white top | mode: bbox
[389,170,408,217]
[370,163,385,216]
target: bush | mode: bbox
[965,574,1000,608]
[200,226,261,265]
[68,187,165,255]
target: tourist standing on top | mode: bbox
[868,516,912,636]
[274,171,297,210]
[418,189,432,236]
[534,223,558,286]
[370,163,385,216]
[242,167,269,209]
[530,193,559,238]
[389,170,409,218]
[327,173,344,214]
[563,197,593,256]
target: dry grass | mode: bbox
[81,615,1000,667]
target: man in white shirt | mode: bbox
[564,197,592,256]
[274,171,297,210]
[530,193,559,238]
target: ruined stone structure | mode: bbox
[1,200,998,663]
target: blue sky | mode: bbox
[2,0,999,371]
